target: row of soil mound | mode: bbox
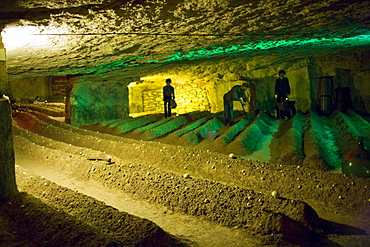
[10,110,370,246]
[82,109,370,173]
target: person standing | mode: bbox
[223,82,250,125]
[163,78,175,118]
[274,70,290,119]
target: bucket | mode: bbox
[206,129,217,141]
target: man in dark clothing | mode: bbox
[163,78,175,118]
[223,82,250,125]
[275,70,290,119]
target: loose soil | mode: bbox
[1,109,370,247]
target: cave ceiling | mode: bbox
[1,0,370,81]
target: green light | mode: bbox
[59,34,370,76]
[310,112,343,169]
[142,34,370,64]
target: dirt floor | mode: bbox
[1,108,370,246]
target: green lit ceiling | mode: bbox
[1,0,369,80]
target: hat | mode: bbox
[166,78,172,83]
[278,70,286,75]
[242,82,250,88]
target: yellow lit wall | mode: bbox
[128,79,212,115]
[0,36,9,95]
[128,76,256,116]
[10,76,52,103]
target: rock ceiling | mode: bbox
[1,0,370,81]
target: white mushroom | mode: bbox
[271,191,281,198]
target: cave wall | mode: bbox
[62,52,370,126]
[9,76,52,103]
[243,57,312,113]
[125,52,369,120]
[0,37,17,199]
[70,81,129,126]
[128,79,211,116]
[0,98,18,199]
[311,52,370,114]
[126,56,312,117]
[0,36,9,95]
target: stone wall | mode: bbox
[71,81,129,126]
[312,52,370,114]
[127,58,311,116]
[51,76,67,97]
[0,36,17,199]
[129,78,257,116]
[10,76,52,103]
[127,52,370,117]
[0,36,9,95]
[9,76,69,103]
[10,50,367,126]
[0,58,17,198]
[139,83,210,115]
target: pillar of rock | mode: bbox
[0,86,17,200]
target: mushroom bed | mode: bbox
[2,109,370,246]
